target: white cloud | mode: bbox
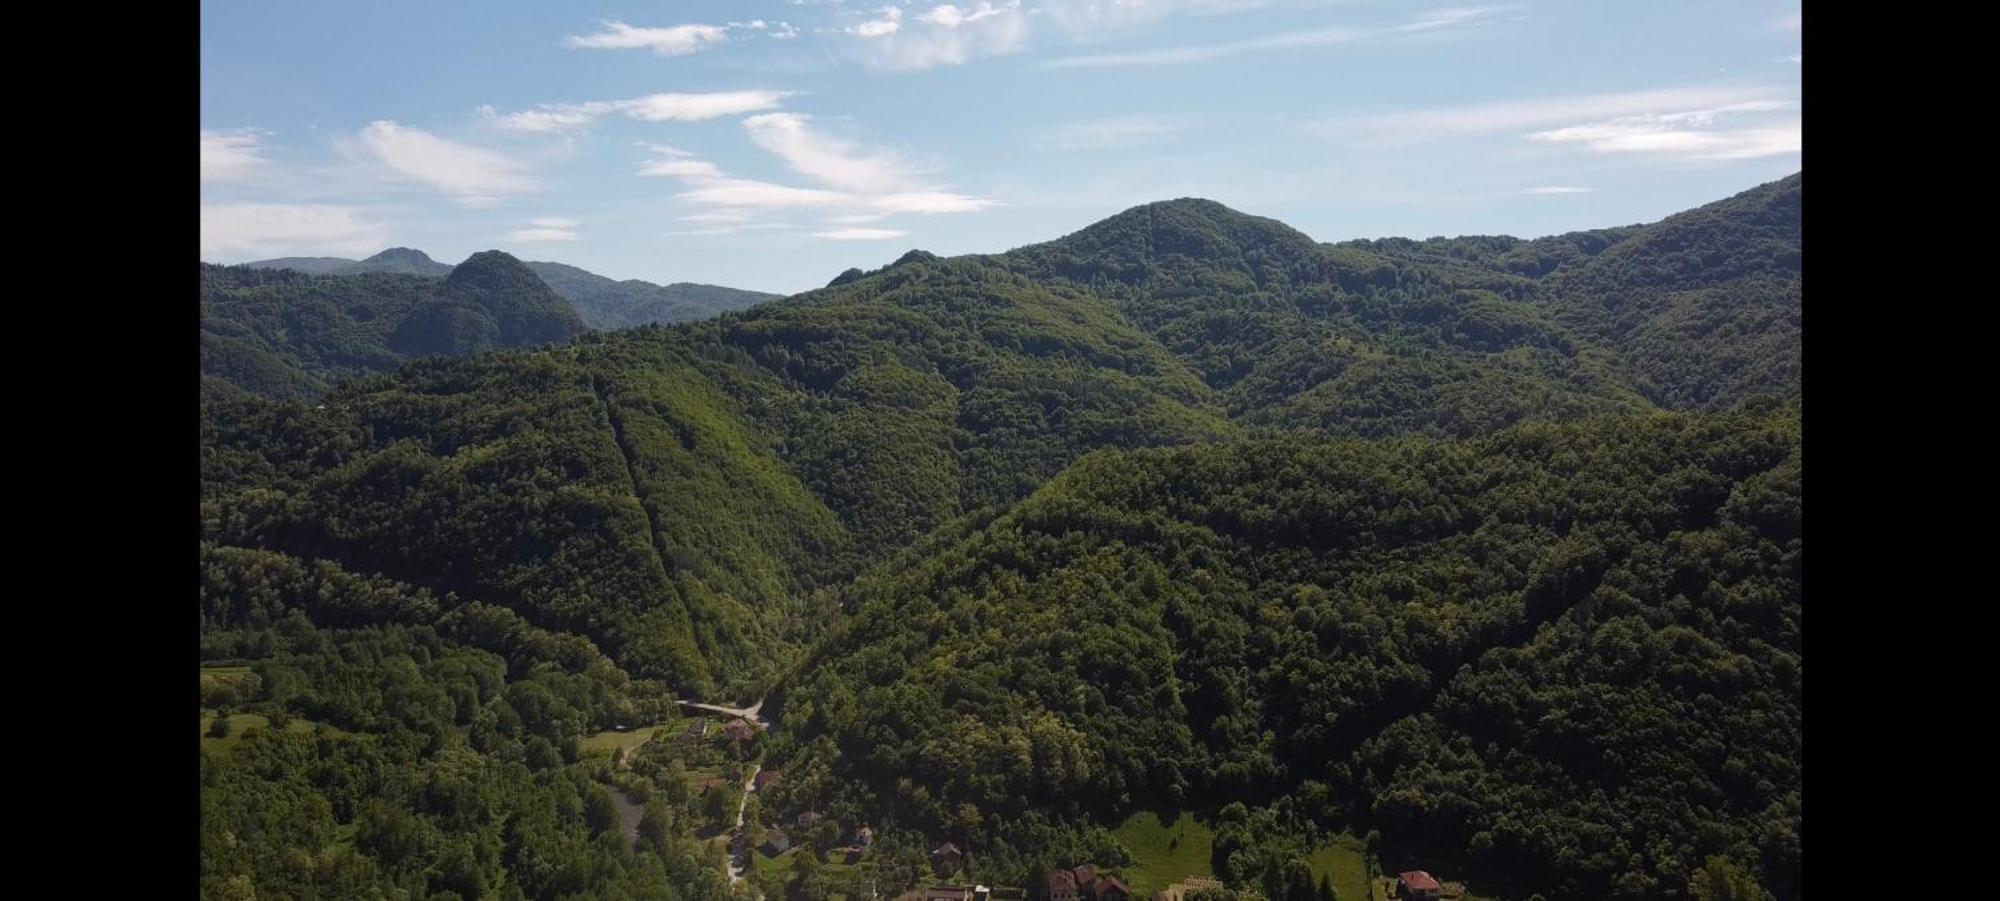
[1043,4,1509,69]
[743,113,914,193]
[352,121,535,206]
[1769,11,1802,33]
[201,129,267,183]
[565,21,728,55]
[844,1,1028,70]
[849,6,903,37]
[1040,116,1185,150]
[872,191,995,213]
[677,177,854,209]
[1336,86,1793,141]
[509,227,580,242]
[484,91,792,134]
[814,227,910,240]
[533,217,580,228]
[681,211,754,224]
[1530,116,1801,160]
[920,3,1012,28]
[201,203,389,260]
[634,123,994,238]
[1519,186,1592,195]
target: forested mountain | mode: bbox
[767,407,1800,900]
[245,250,779,331]
[524,261,779,330]
[201,250,585,401]
[200,174,1802,901]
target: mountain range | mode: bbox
[200,173,1801,901]
[244,247,781,330]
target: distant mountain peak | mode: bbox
[363,247,439,266]
[444,250,546,294]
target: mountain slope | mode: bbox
[202,253,1239,700]
[1544,172,1802,409]
[243,251,777,329]
[203,251,585,401]
[770,408,1801,900]
[999,199,1655,438]
[526,261,779,330]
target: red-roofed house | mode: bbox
[755,770,782,791]
[1398,871,1442,900]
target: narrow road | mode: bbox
[726,762,761,883]
[680,695,773,883]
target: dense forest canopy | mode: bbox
[200,174,1801,900]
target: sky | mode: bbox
[200,0,1803,295]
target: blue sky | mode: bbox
[200,0,1802,294]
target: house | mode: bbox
[1044,865,1127,901]
[854,825,875,847]
[682,721,706,743]
[1048,869,1079,901]
[796,811,824,830]
[924,885,984,901]
[763,829,792,855]
[755,769,783,791]
[1397,871,1442,900]
[725,718,756,743]
[931,842,965,875]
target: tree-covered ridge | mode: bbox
[525,260,780,331]
[244,249,780,331]
[996,198,1656,439]
[1544,172,1801,410]
[202,250,587,402]
[769,408,1800,900]
[202,255,1241,700]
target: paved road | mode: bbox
[677,698,769,729]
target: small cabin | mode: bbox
[1397,871,1442,900]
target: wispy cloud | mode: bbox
[483,91,792,134]
[1333,86,1792,141]
[1529,104,1801,160]
[1040,116,1186,151]
[201,203,389,260]
[565,21,728,55]
[848,6,904,37]
[813,227,910,240]
[201,129,267,183]
[635,118,994,242]
[350,121,535,206]
[842,2,1030,70]
[1519,185,1592,195]
[508,217,581,242]
[744,112,918,193]
[1043,5,1512,69]
[1768,11,1802,33]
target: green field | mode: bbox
[1109,811,1217,898]
[199,711,333,755]
[1307,836,1375,901]
[581,724,669,757]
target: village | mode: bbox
[592,704,1478,901]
